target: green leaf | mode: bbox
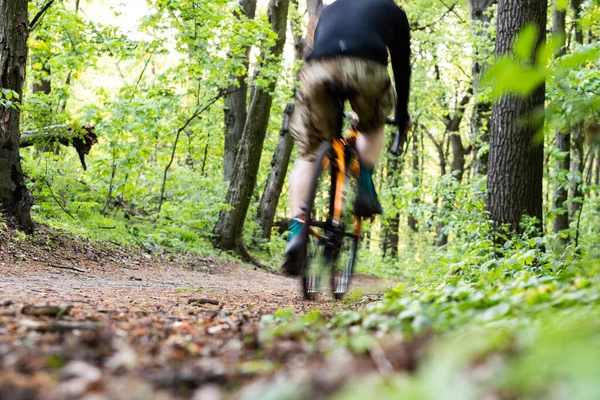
[513,24,538,62]
[556,0,568,12]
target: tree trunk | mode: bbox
[0,0,33,232]
[469,0,496,176]
[595,147,600,189]
[256,103,295,239]
[449,90,472,182]
[381,136,400,258]
[552,2,570,235]
[305,0,324,58]
[256,0,323,240]
[214,0,290,251]
[223,0,257,182]
[487,0,547,231]
[569,124,585,217]
[407,125,420,232]
[569,0,585,219]
[256,0,312,240]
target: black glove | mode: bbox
[390,128,407,156]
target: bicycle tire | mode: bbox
[301,141,359,300]
[301,142,334,300]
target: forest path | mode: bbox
[0,226,395,399]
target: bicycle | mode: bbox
[298,91,402,300]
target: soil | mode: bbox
[0,225,410,400]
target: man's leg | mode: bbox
[353,126,386,218]
[356,125,385,167]
[289,159,314,219]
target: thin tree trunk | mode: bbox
[569,0,585,220]
[0,0,33,232]
[552,1,570,235]
[256,0,312,240]
[223,0,257,182]
[214,0,290,251]
[432,90,471,247]
[407,125,420,232]
[595,147,600,189]
[257,103,295,239]
[381,135,400,258]
[449,90,472,182]
[487,0,547,232]
[468,0,496,176]
[253,0,324,242]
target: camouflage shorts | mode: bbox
[290,56,395,160]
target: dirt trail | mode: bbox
[0,227,395,400]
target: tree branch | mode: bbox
[20,125,98,170]
[29,0,56,31]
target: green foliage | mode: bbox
[334,311,600,399]
[15,0,600,396]
[0,89,20,110]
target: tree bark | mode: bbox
[0,0,33,232]
[214,0,290,251]
[468,0,496,176]
[487,0,547,232]
[552,1,570,235]
[381,135,400,258]
[256,103,295,239]
[223,0,257,182]
[256,0,323,240]
[407,125,420,232]
[569,0,585,220]
[449,90,472,182]
[595,147,600,189]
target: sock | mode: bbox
[359,164,375,195]
[288,218,303,242]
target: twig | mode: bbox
[129,55,153,103]
[201,143,209,176]
[237,244,269,270]
[437,0,465,24]
[125,225,152,253]
[48,264,88,273]
[188,298,220,306]
[29,0,56,31]
[44,179,75,220]
[21,320,101,332]
[412,3,456,31]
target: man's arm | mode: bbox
[389,8,411,131]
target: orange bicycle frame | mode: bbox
[311,128,362,239]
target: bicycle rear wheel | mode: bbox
[302,142,359,300]
[330,175,359,300]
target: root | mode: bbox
[237,244,269,270]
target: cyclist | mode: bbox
[283,0,412,276]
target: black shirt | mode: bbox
[309,0,411,127]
